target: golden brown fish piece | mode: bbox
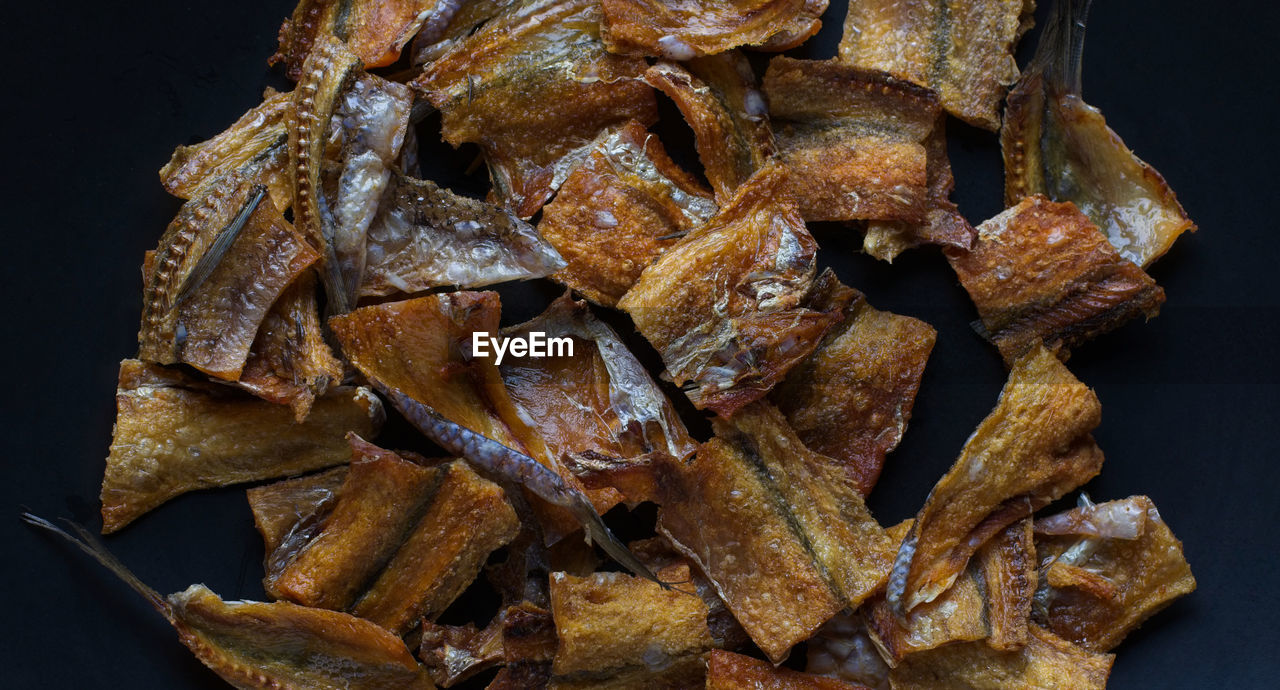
[246,465,348,557]
[413,0,656,218]
[548,566,713,685]
[643,54,774,204]
[600,0,827,59]
[863,115,975,261]
[627,537,751,652]
[100,360,381,533]
[838,0,1034,130]
[537,122,717,307]
[763,58,939,223]
[236,272,345,421]
[617,164,841,417]
[410,0,515,67]
[772,275,935,496]
[1033,495,1196,652]
[159,89,293,211]
[271,0,461,78]
[888,344,1103,612]
[947,195,1165,364]
[23,515,434,689]
[1003,0,1195,267]
[979,518,1036,651]
[708,650,869,689]
[887,625,1112,689]
[359,173,565,298]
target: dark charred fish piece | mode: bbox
[888,626,1112,689]
[709,649,868,689]
[887,344,1103,613]
[764,57,940,224]
[617,164,840,417]
[772,274,935,497]
[159,90,293,211]
[272,0,463,79]
[805,612,890,689]
[360,173,565,297]
[838,0,1034,131]
[643,54,774,204]
[947,195,1165,364]
[1033,495,1196,652]
[600,0,828,59]
[487,603,557,689]
[413,0,657,218]
[1003,0,1195,267]
[536,122,716,307]
[23,515,434,689]
[100,360,382,533]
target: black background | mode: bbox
[5,1,1279,687]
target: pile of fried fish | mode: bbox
[37,0,1200,687]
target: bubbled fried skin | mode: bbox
[537,122,717,307]
[763,57,939,224]
[271,0,458,79]
[947,196,1165,364]
[1002,0,1195,268]
[617,164,841,417]
[412,0,657,218]
[838,0,1035,131]
[1033,495,1196,652]
[708,650,870,689]
[600,0,827,59]
[888,344,1103,613]
[888,626,1111,689]
[100,361,382,533]
[772,276,936,496]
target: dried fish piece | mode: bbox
[979,518,1036,651]
[548,566,712,684]
[246,465,348,557]
[707,649,867,689]
[617,164,841,417]
[643,54,774,204]
[100,360,381,533]
[410,0,515,67]
[805,613,889,690]
[23,516,433,689]
[272,0,460,78]
[772,276,935,496]
[1003,0,1195,267]
[359,173,565,298]
[948,195,1165,363]
[888,344,1103,612]
[413,0,656,218]
[600,0,827,59]
[838,0,1034,130]
[627,537,751,652]
[888,625,1111,689]
[537,122,716,307]
[418,617,505,687]
[763,57,939,223]
[1033,495,1196,651]
[489,603,557,689]
[159,89,293,211]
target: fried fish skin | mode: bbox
[271,0,457,78]
[1002,0,1195,267]
[246,465,349,557]
[887,625,1111,689]
[100,361,381,533]
[948,195,1164,363]
[838,0,1034,131]
[600,0,826,59]
[708,649,870,689]
[889,343,1103,612]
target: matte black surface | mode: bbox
[4,1,1278,687]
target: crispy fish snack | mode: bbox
[1003,0,1195,267]
[271,0,459,78]
[772,276,935,496]
[980,518,1036,651]
[548,567,712,682]
[100,360,381,533]
[948,195,1165,363]
[246,465,348,556]
[360,173,565,298]
[489,603,558,689]
[863,115,975,261]
[159,90,293,211]
[887,625,1112,689]
[418,617,506,687]
[763,58,939,223]
[600,0,827,59]
[410,0,516,67]
[235,272,345,420]
[888,344,1103,612]
[805,613,890,690]
[413,0,657,218]
[1033,495,1196,651]
[643,54,774,204]
[537,122,717,307]
[838,0,1034,130]
[617,164,841,417]
[708,649,868,689]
